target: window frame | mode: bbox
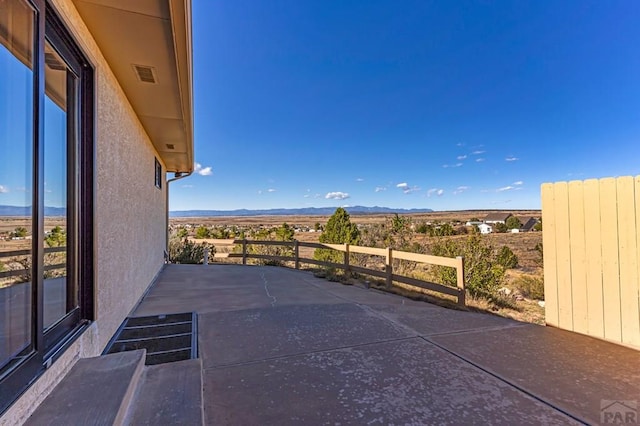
[0,0,94,414]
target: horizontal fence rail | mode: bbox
[0,247,67,280]
[203,239,466,306]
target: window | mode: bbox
[155,157,162,189]
[0,0,94,413]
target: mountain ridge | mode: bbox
[169,206,433,217]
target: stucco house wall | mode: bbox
[1,0,167,423]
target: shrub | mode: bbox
[169,238,213,264]
[496,246,518,269]
[430,235,506,300]
[514,275,545,300]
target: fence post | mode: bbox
[344,243,350,275]
[242,239,247,265]
[203,247,209,265]
[386,247,393,289]
[294,240,300,269]
[456,256,465,307]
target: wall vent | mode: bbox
[133,64,157,84]
[166,144,175,150]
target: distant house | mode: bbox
[478,223,493,234]
[518,217,539,232]
[465,221,483,227]
[484,213,512,224]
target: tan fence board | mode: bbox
[599,177,622,342]
[554,182,574,330]
[392,251,459,268]
[542,183,559,327]
[568,180,588,334]
[617,176,640,347]
[583,179,605,338]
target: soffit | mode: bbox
[73,0,194,173]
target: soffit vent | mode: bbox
[45,53,65,71]
[166,144,175,150]
[133,64,158,84]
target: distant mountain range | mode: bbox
[170,206,433,217]
[0,205,66,216]
[0,205,433,218]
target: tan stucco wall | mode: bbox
[1,0,167,423]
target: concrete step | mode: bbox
[125,358,204,425]
[24,349,146,426]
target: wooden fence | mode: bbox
[542,176,640,349]
[207,239,466,306]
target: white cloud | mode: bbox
[303,194,310,198]
[181,184,193,188]
[453,186,470,195]
[257,190,263,195]
[374,186,387,192]
[442,163,463,168]
[427,188,444,197]
[0,185,8,193]
[267,188,276,193]
[475,158,485,162]
[396,182,419,194]
[193,162,213,176]
[513,181,523,186]
[498,186,514,192]
[325,191,350,200]
[472,150,485,155]
[505,156,519,162]
[356,178,364,182]
[456,142,465,147]
[457,155,467,160]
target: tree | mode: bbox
[505,216,521,230]
[430,235,506,300]
[314,208,360,264]
[275,223,294,241]
[12,227,27,238]
[494,222,508,233]
[45,226,66,247]
[176,227,188,239]
[533,220,542,232]
[496,245,518,269]
[194,226,210,239]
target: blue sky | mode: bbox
[2,1,639,212]
[173,0,640,211]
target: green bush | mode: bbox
[496,246,518,269]
[314,208,360,264]
[430,235,506,300]
[169,238,213,264]
[514,275,545,300]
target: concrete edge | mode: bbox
[114,349,147,426]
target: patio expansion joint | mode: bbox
[202,335,420,372]
[419,335,590,426]
[419,322,531,339]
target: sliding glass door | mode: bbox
[0,0,93,414]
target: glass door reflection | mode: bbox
[43,41,77,331]
[0,0,35,376]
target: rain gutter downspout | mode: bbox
[166,171,193,262]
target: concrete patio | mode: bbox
[125,263,638,425]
